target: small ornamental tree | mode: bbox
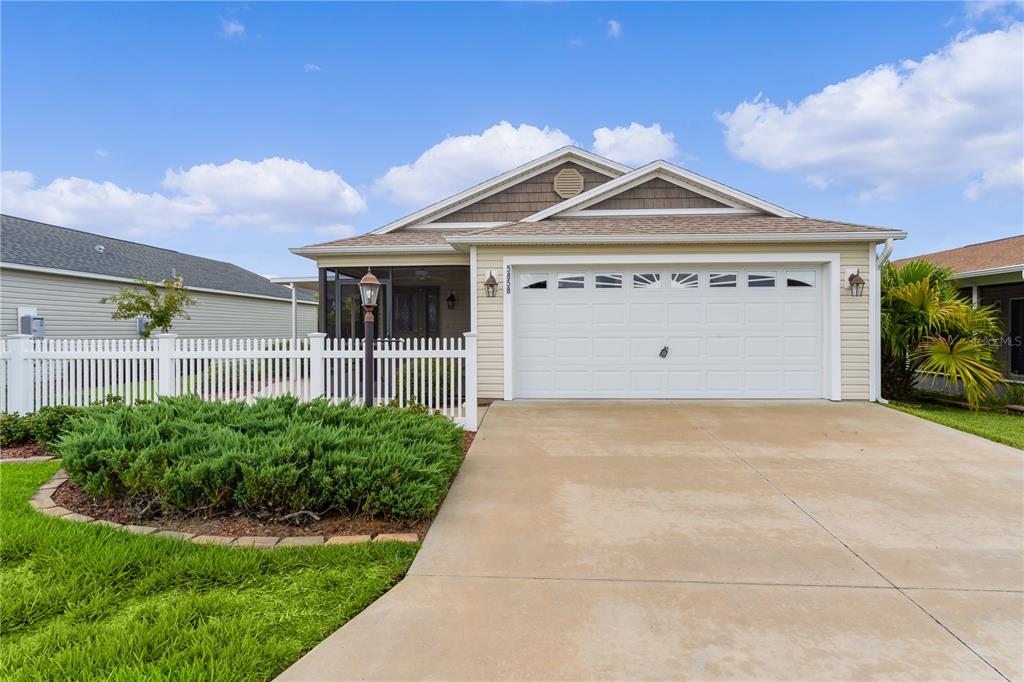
[100,275,197,338]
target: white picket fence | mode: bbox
[0,332,478,430]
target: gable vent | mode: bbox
[553,168,585,198]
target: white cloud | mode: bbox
[94,148,110,160]
[2,158,366,236]
[965,1,1024,26]
[592,123,678,166]
[607,20,622,39]
[718,25,1024,200]
[373,121,573,205]
[304,63,321,72]
[568,37,584,48]
[220,18,245,38]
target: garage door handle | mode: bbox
[659,346,669,358]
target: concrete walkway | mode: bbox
[279,401,1024,681]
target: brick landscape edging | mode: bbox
[29,470,419,549]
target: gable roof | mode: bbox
[1,215,316,302]
[522,160,801,221]
[371,146,630,234]
[891,235,1024,277]
[445,215,904,248]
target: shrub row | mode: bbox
[0,406,85,448]
[57,395,464,520]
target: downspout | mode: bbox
[873,238,895,403]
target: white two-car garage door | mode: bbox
[512,265,825,399]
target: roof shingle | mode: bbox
[891,235,1024,274]
[1,215,315,301]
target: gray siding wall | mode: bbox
[1,269,317,339]
[588,178,729,210]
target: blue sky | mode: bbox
[2,2,1021,277]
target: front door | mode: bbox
[394,286,440,338]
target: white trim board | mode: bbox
[447,231,907,248]
[371,147,630,235]
[562,208,759,217]
[499,252,842,402]
[291,244,460,256]
[1,262,318,306]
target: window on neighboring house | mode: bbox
[709,272,737,288]
[671,272,699,289]
[519,273,548,289]
[557,273,585,289]
[786,270,817,287]
[633,272,662,289]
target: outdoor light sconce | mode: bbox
[484,271,499,298]
[446,291,457,309]
[847,270,865,297]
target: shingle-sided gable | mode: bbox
[587,178,730,211]
[429,162,615,224]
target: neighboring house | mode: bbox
[1,215,317,339]
[292,147,905,402]
[892,235,1024,382]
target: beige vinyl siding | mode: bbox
[0,269,316,339]
[588,178,729,210]
[435,163,614,223]
[475,242,875,401]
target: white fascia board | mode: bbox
[0,262,318,305]
[949,265,1024,280]
[446,231,907,247]
[269,276,319,285]
[562,208,759,217]
[522,161,802,222]
[290,244,458,257]
[405,221,510,230]
[370,147,631,235]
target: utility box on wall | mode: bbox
[19,314,45,340]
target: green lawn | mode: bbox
[0,462,417,681]
[889,403,1024,450]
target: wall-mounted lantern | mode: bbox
[484,272,499,298]
[446,291,457,309]
[847,271,865,297]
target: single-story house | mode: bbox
[291,147,905,402]
[1,215,317,339]
[893,235,1023,382]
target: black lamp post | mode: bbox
[359,268,381,406]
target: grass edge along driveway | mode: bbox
[0,462,417,681]
[889,402,1024,450]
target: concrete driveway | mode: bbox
[280,401,1023,681]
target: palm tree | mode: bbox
[881,260,1004,407]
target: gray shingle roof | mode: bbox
[1,215,315,301]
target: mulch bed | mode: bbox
[51,429,478,539]
[1,443,52,459]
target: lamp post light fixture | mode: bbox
[359,268,381,407]
[446,291,457,309]
[847,271,865,297]
[483,271,499,298]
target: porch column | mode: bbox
[290,284,297,339]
